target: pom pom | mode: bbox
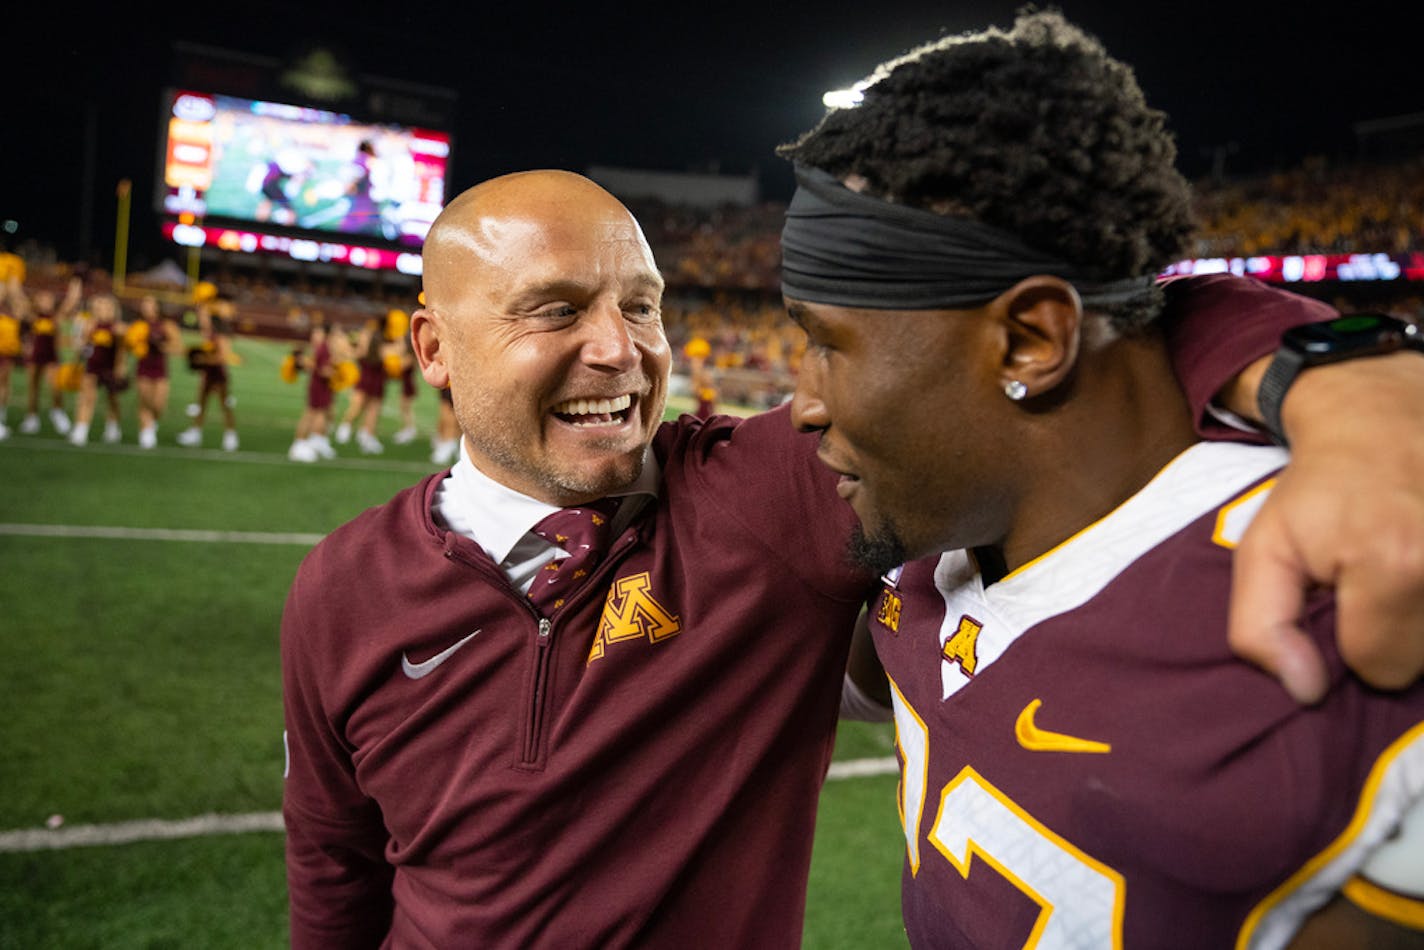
[331,360,361,391]
[0,315,21,356]
[54,363,83,392]
[384,309,410,341]
[124,322,150,358]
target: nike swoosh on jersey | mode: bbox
[401,629,482,680]
[1015,698,1112,754]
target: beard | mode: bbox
[453,391,650,503]
[847,521,908,577]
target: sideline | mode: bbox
[0,758,900,853]
[0,523,326,546]
[0,434,433,474]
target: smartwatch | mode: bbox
[1257,312,1424,445]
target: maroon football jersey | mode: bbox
[869,441,1424,948]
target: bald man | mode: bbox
[280,170,1423,948]
[281,170,872,947]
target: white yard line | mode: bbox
[0,436,432,473]
[825,756,900,780]
[0,813,285,853]
[0,523,326,545]
[0,757,901,853]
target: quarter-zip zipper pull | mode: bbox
[523,616,555,765]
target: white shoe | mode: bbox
[334,422,352,444]
[222,429,239,452]
[310,434,336,459]
[392,425,417,445]
[176,427,202,447]
[103,421,122,444]
[0,421,10,440]
[357,430,384,455]
[139,426,157,449]
[68,422,90,446]
[430,438,458,466]
[185,403,200,418]
[19,414,40,434]
[50,409,71,435]
[288,440,318,463]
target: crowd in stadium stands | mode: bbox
[1189,155,1424,257]
[625,198,786,291]
[5,151,1424,428]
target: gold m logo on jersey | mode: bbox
[942,614,982,677]
[588,572,682,664]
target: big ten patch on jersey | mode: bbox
[871,565,905,634]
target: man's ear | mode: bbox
[410,308,450,389]
[994,276,1083,400]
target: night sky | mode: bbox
[5,0,1419,268]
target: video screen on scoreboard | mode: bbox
[159,90,450,247]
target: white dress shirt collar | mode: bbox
[434,438,660,568]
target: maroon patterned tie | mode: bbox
[527,499,620,616]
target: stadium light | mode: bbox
[821,86,865,109]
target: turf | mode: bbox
[1,334,908,948]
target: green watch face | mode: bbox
[1328,314,1386,334]
[1286,312,1404,355]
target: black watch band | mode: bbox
[1257,347,1308,445]
[1255,313,1424,446]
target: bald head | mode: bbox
[422,170,660,312]
[409,169,671,504]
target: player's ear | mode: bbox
[992,276,1082,401]
[410,308,450,389]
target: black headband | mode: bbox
[780,164,1155,310]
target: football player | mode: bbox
[781,11,1424,945]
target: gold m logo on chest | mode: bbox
[588,572,682,663]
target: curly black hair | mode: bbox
[777,9,1194,330]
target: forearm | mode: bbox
[1160,275,1336,440]
[841,608,892,720]
[285,813,394,950]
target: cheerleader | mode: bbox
[13,276,81,435]
[68,292,128,446]
[429,385,459,467]
[128,294,183,449]
[334,311,403,454]
[176,298,240,451]
[286,320,348,462]
[0,283,21,439]
[390,332,419,445]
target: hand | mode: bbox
[1229,350,1424,703]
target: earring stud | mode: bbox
[1004,379,1028,401]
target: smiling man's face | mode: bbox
[413,171,670,505]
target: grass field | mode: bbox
[0,333,910,948]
